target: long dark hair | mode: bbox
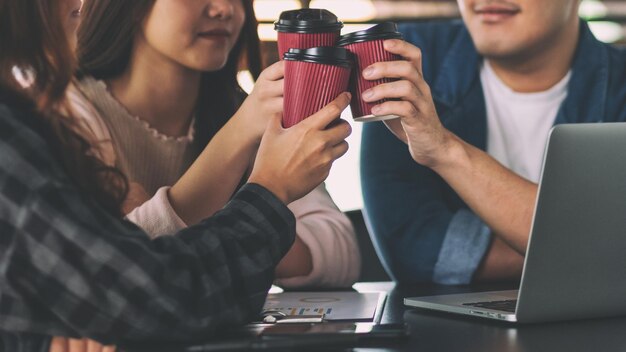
[77,0,263,151]
[0,0,128,217]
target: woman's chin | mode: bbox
[188,59,229,73]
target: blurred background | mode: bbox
[238,0,626,212]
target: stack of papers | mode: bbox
[263,291,385,321]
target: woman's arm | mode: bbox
[275,184,361,288]
[1,178,294,344]
[0,108,293,341]
[71,64,283,234]
[168,62,285,225]
[0,93,351,345]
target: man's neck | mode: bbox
[488,19,580,93]
[107,37,201,138]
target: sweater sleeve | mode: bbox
[66,84,116,166]
[274,184,361,289]
[125,187,188,238]
[432,209,492,284]
[131,184,362,289]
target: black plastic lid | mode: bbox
[337,22,403,46]
[274,9,343,34]
[283,47,353,68]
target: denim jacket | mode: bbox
[361,20,626,285]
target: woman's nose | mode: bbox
[207,0,234,20]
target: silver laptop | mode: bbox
[404,123,626,323]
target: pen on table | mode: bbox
[262,314,325,324]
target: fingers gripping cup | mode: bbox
[274,9,343,59]
[283,47,353,128]
[338,22,404,122]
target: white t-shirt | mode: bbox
[481,61,571,183]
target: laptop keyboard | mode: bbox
[462,299,517,313]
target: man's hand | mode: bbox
[362,39,456,169]
[363,39,537,254]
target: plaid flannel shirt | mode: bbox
[0,102,296,350]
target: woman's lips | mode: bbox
[198,29,231,40]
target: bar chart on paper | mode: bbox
[263,291,384,321]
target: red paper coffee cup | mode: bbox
[277,32,340,60]
[338,22,404,122]
[275,9,343,59]
[283,47,353,128]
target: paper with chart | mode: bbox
[263,291,384,321]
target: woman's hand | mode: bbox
[362,39,456,169]
[49,337,116,352]
[236,61,285,146]
[249,93,352,204]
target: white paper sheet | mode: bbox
[263,291,383,321]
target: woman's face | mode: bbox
[60,0,82,50]
[140,0,246,72]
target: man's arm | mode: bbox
[474,237,525,281]
[363,39,537,254]
[361,121,493,285]
[429,135,538,253]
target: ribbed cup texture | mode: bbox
[283,61,351,128]
[343,39,401,118]
[277,32,340,59]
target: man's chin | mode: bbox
[474,42,527,61]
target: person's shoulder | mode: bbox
[74,74,101,89]
[603,41,626,64]
[398,20,470,83]
[398,20,467,51]
[0,102,59,187]
[0,102,17,129]
[605,44,626,76]
[603,45,626,120]
[0,100,33,135]
[73,75,112,107]
[67,80,109,137]
[0,100,48,148]
[68,79,117,166]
